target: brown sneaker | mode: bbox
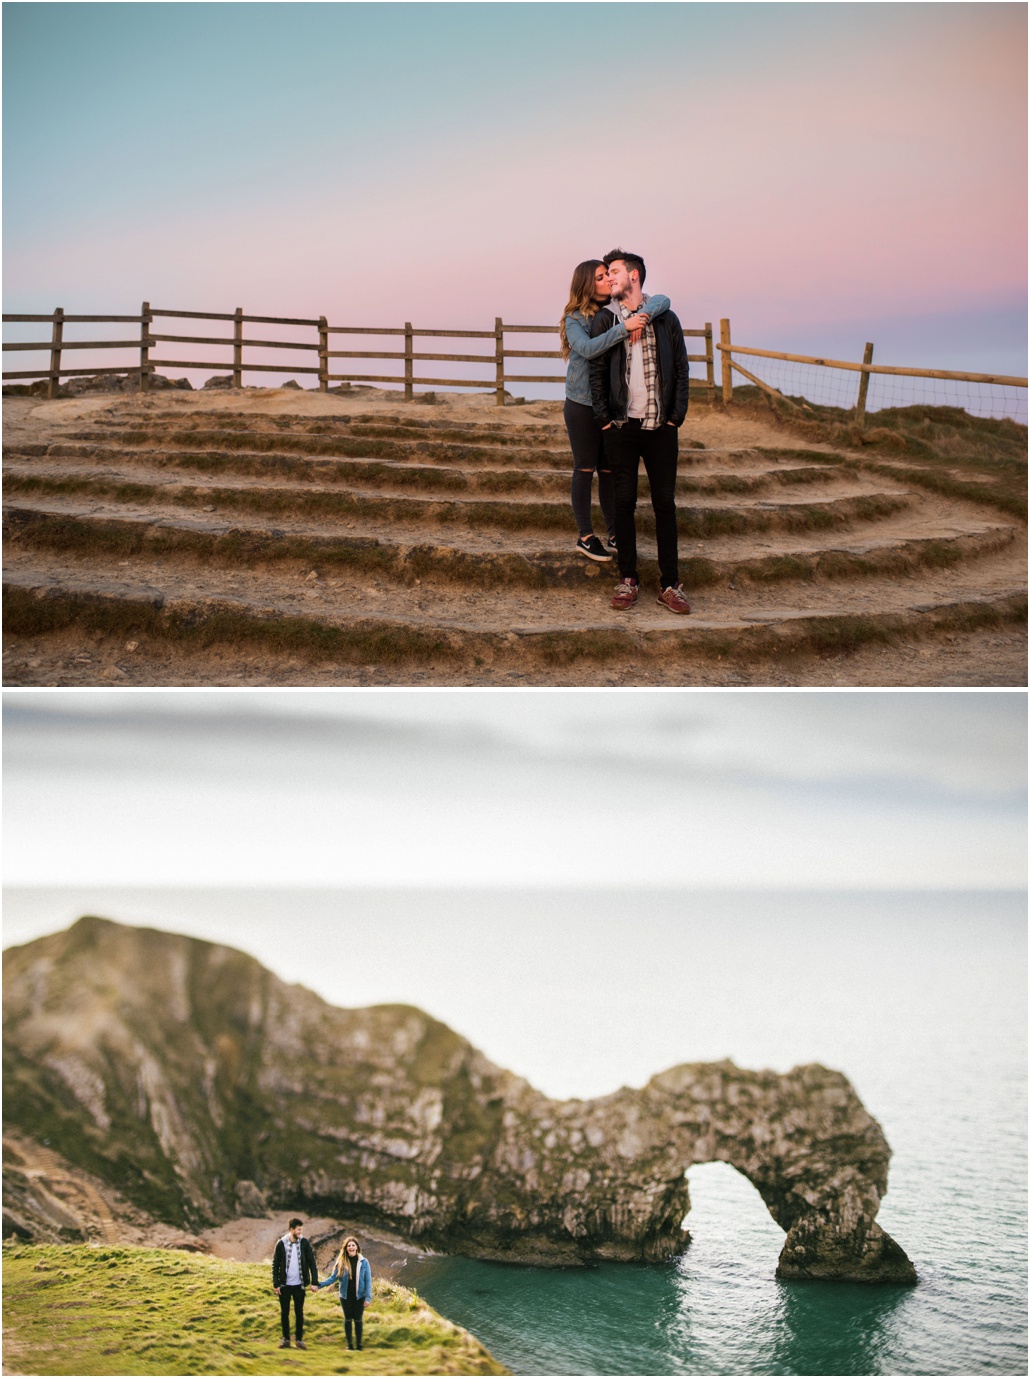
[279,1339,291,1349]
[610,577,639,610]
[295,1340,307,1350]
[657,584,691,614]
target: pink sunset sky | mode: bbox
[3,2,1026,386]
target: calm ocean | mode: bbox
[3,886,1026,1375]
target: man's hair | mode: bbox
[603,248,646,286]
[289,1217,303,1229]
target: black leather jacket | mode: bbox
[588,307,690,428]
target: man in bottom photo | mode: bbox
[1,688,1026,1377]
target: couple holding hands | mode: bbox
[560,247,692,613]
[272,1218,372,1353]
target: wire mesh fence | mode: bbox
[727,350,1027,426]
[863,371,1027,425]
[728,355,859,413]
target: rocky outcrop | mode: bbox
[2,917,915,1283]
[2,374,192,398]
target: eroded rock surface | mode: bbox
[2,917,915,1282]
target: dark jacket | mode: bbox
[272,1235,319,1289]
[588,307,690,428]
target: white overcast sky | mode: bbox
[3,689,1025,892]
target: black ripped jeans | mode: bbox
[603,420,679,587]
[564,399,615,539]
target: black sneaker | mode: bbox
[607,535,617,551]
[576,535,612,562]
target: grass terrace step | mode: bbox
[4,504,1017,592]
[4,570,1025,671]
[2,445,852,497]
[61,427,583,470]
[4,400,1023,685]
[2,468,912,538]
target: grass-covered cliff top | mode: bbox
[2,1243,507,1376]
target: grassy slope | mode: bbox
[739,392,1027,518]
[1,1244,507,1377]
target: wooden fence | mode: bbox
[2,304,716,404]
[717,318,1028,426]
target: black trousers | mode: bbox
[342,1296,365,1347]
[279,1285,306,1340]
[564,399,615,539]
[603,420,679,587]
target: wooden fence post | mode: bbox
[48,308,64,399]
[404,322,414,401]
[318,316,329,392]
[495,317,505,406]
[139,301,152,393]
[704,322,715,392]
[233,307,243,388]
[854,341,874,430]
[720,318,733,403]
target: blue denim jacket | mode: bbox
[564,293,670,404]
[319,1255,372,1303]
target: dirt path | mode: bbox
[11,1140,121,1244]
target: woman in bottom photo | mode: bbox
[318,1237,373,1351]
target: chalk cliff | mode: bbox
[2,917,915,1283]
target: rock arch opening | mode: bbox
[682,1161,785,1265]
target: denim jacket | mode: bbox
[319,1255,372,1304]
[564,293,670,404]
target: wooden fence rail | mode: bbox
[2,304,717,404]
[716,318,1028,427]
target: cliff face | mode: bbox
[2,917,915,1283]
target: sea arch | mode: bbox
[459,1059,916,1283]
[623,1060,917,1283]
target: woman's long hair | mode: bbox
[334,1236,362,1276]
[559,259,605,360]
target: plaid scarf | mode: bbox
[616,296,663,429]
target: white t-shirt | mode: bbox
[626,337,647,419]
[282,1235,303,1285]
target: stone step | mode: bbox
[4,561,1025,673]
[2,444,851,497]
[77,412,572,447]
[2,464,911,539]
[4,501,1018,593]
[58,426,586,470]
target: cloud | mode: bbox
[3,691,1025,890]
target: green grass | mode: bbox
[2,1243,507,1376]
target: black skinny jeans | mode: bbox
[603,420,679,587]
[279,1285,306,1340]
[564,399,615,539]
[342,1296,365,1347]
